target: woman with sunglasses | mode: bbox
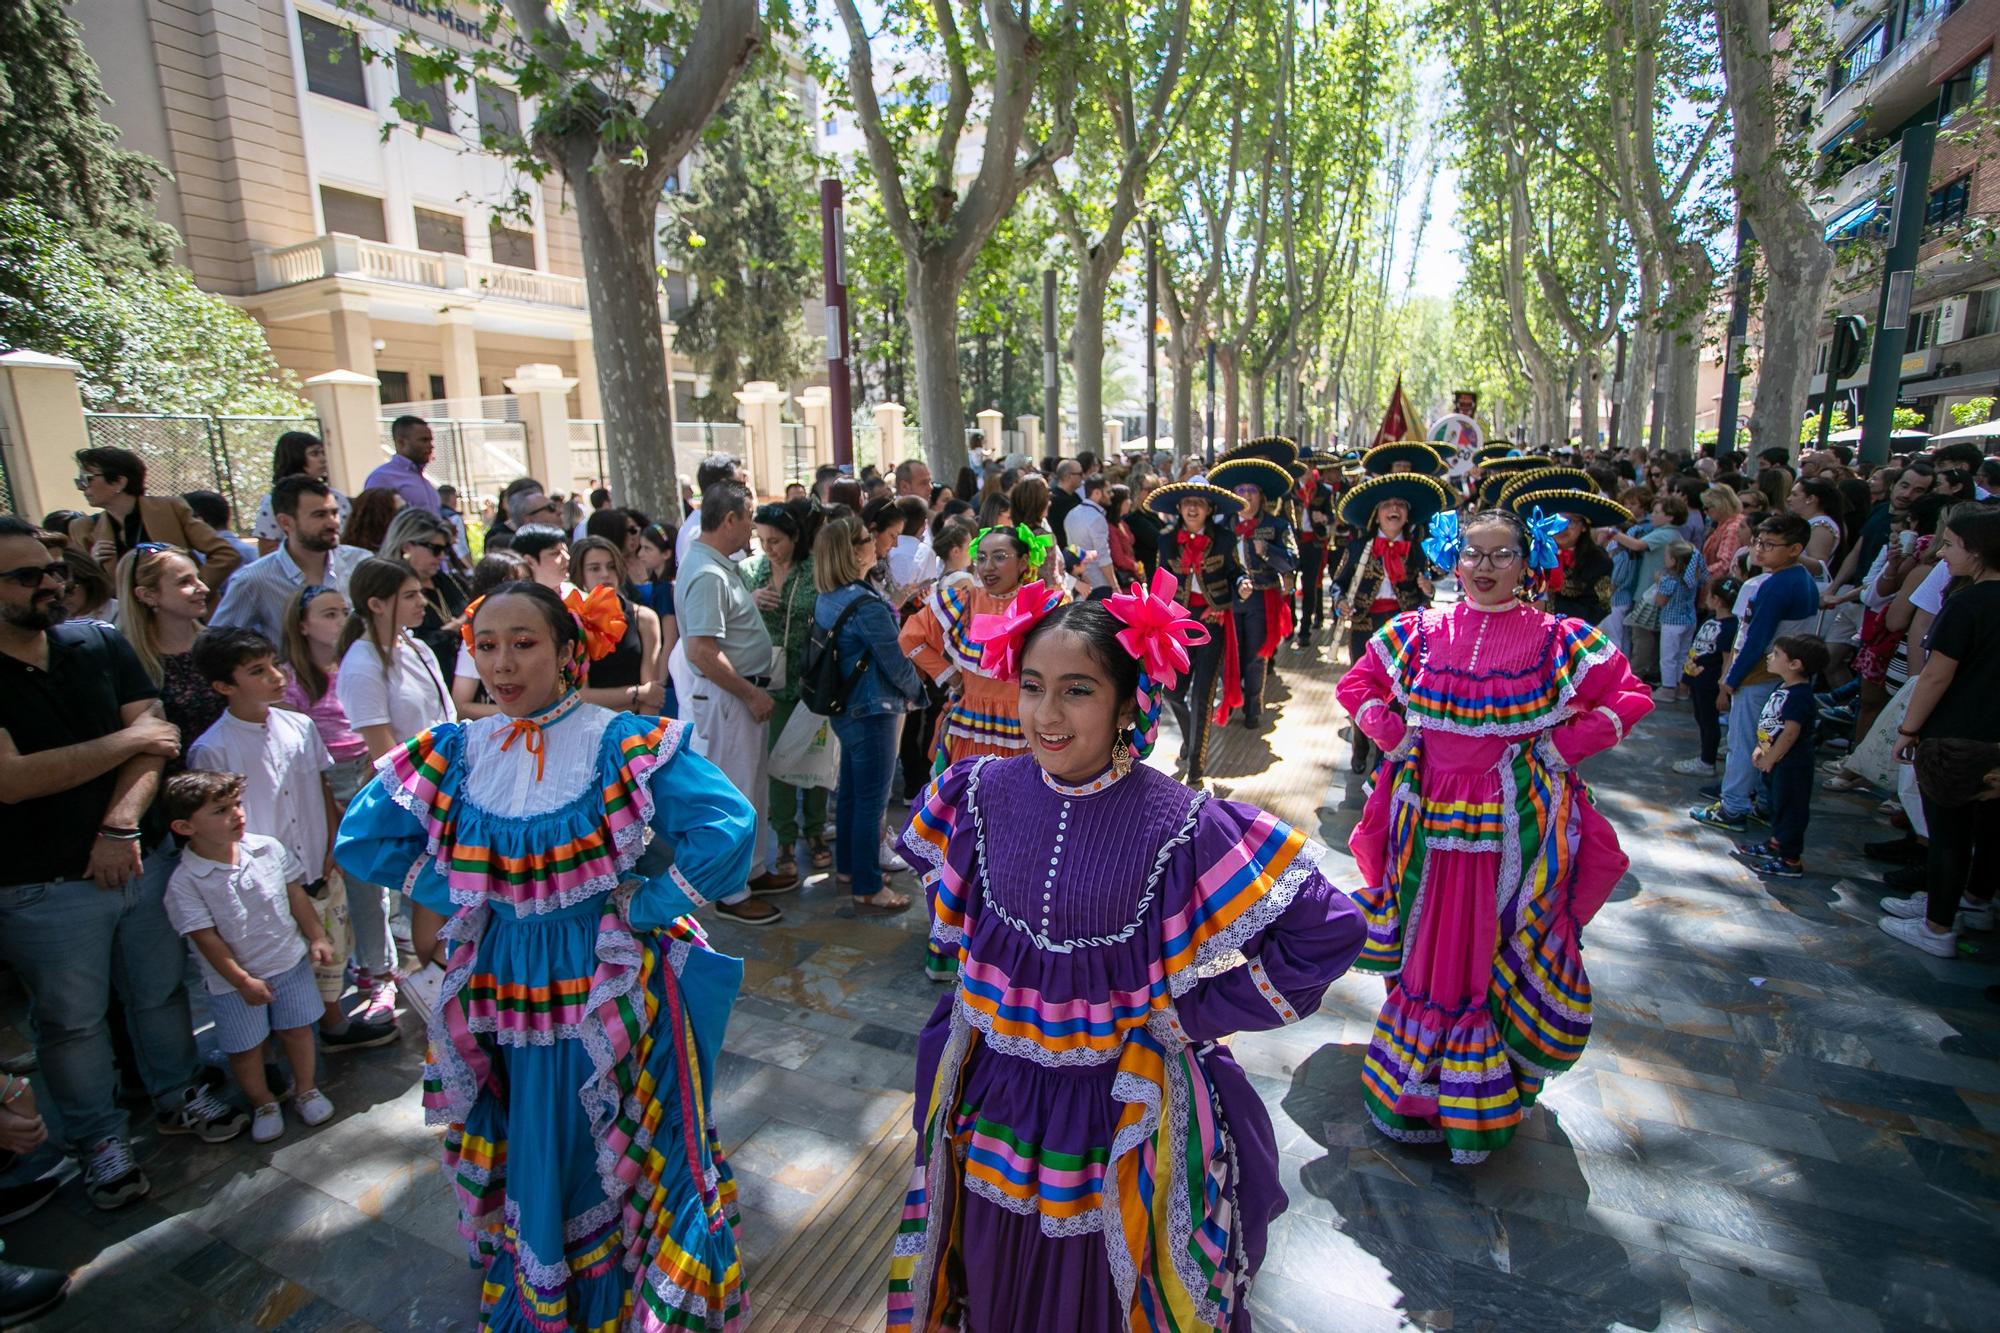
[378,509,468,685]
[1336,508,1653,1163]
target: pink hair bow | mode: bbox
[969,580,1059,681]
[1105,568,1210,689]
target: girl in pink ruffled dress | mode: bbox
[1336,507,1653,1162]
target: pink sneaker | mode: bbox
[358,979,398,1024]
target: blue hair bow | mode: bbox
[1421,510,1461,570]
[1526,506,1566,571]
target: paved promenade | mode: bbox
[6,633,1999,1331]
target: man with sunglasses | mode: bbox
[0,517,250,1210]
[68,447,240,589]
[209,477,371,642]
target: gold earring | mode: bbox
[1112,733,1134,778]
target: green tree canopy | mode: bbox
[0,0,178,270]
[0,199,308,415]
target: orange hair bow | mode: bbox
[564,584,628,662]
[458,595,486,651]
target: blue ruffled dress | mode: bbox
[336,692,755,1332]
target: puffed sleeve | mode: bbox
[1335,613,1417,752]
[1540,619,1654,771]
[1157,798,1365,1045]
[899,595,953,683]
[334,724,461,917]
[898,756,984,959]
[617,717,756,930]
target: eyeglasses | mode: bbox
[1751,538,1797,550]
[625,526,641,537]
[416,542,450,557]
[0,562,72,589]
[531,503,559,517]
[1458,546,1522,568]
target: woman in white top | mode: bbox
[253,432,352,556]
[334,557,454,761]
[1788,477,1845,584]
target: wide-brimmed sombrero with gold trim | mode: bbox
[1147,479,1245,520]
[1498,467,1596,510]
[1361,441,1447,477]
[1339,472,1453,528]
[1217,436,1300,471]
[1209,457,1295,500]
[1509,488,1632,529]
[1474,443,1519,466]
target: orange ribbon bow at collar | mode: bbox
[564,585,629,662]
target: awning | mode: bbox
[1823,199,1882,243]
[1901,366,2000,399]
[1931,420,2000,440]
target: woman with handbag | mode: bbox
[815,515,925,915]
[746,501,829,882]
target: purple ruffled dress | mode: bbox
[892,755,1365,1332]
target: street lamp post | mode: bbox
[819,179,853,467]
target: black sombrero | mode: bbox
[1208,457,1295,500]
[1306,450,1345,469]
[1339,472,1452,528]
[1473,443,1519,466]
[1509,488,1632,529]
[1498,467,1596,510]
[1147,479,1244,520]
[1361,441,1447,477]
[1217,436,1300,471]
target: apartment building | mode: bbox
[1812,0,1999,427]
[71,0,738,421]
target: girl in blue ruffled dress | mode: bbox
[336,580,756,1332]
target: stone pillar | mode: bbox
[872,402,906,469]
[439,309,481,414]
[572,336,602,419]
[1018,414,1041,460]
[733,380,787,498]
[976,407,1005,458]
[505,363,582,502]
[797,386,833,469]
[0,351,91,521]
[1103,419,1124,459]
[327,296,377,383]
[304,369,385,494]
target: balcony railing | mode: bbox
[1826,141,1902,219]
[252,234,586,311]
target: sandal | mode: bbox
[774,852,799,881]
[853,889,913,915]
[809,838,833,871]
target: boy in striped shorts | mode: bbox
[161,771,338,1143]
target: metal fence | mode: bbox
[851,421,882,475]
[382,418,528,506]
[0,449,15,515]
[81,413,321,522]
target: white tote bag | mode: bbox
[769,704,840,789]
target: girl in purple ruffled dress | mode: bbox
[891,572,1367,1332]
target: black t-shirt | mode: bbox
[1921,579,2000,742]
[0,621,160,885]
[1756,681,1818,771]
[1047,487,1081,545]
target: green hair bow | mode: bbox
[973,523,1055,570]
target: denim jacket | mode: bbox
[814,582,924,717]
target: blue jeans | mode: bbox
[831,712,900,898]
[0,843,202,1154]
[1721,680,1777,818]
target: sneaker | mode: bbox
[1689,803,1746,833]
[321,1017,399,1051]
[357,979,398,1025]
[0,1173,62,1226]
[397,963,446,1029]
[1731,839,1778,862]
[1880,891,1929,920]
[715,898,783,926]
[0,1250,69,1326]
[82,1138,148,1211]
[1864,834,1926,865]
[1958,898,1995,932]
[156,1081,248,1143]
[877,839,910,873]
[1671,757,1719,776]
[1746,804,1771,827]
[295,1089,335,1128]
[1696,782,1722,801]
[1750,856,1803,879]
[249,1102,284,1144]
[1878,913,1957,958]
[1884,863,1928,893]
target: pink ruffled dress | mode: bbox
[1335,599,1652,1162]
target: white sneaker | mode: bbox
[250,1102,284,1144]
[295,1089,335,1128]
[877,838,909,873]
[1878,914,1957,958]
[1879,891,1929,920]
[1959,898,1995,932]
[1671,757,1717,776]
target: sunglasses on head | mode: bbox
[0,562,72,589]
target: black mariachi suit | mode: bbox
[1236,507,1298,724]
[1292,478,1338,642]
[1331,529,1436,666]
[1159,518,1243,780]
[1549,540,1615,625]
